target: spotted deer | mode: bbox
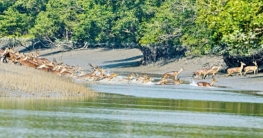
[197,78,218,87]
[162,67,185,80]
[244,61,258,76]
[205,65,223,79]
[226,62,246,77]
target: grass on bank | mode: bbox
[0,63,97,98]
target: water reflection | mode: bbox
[0,94,263,137]
[86,94,263,116]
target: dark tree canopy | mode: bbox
[1,0,263,64]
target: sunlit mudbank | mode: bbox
[0,63,96,98]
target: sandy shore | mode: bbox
[33,47,263,92]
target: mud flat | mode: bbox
[38,47,263,92]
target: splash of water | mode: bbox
[106,68,111,76]
[189,79,198,87]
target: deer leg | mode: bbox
[203,74,206,79]
[226,72,233,77]
[192,73,196,78]
[203,73,209,79]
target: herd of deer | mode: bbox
[0,48,259,88]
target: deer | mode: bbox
[0,48,7,63]
[53,57,63,66]
[76,71,98,81]
[76,66,102,81]
[17,55,41,69]
[156,77,168,85]
[2,48,19,64]
[33,50,52,64]
[174,78,183,85]
[61,68,76,78]
[125,73,135,82]
[103,73,119,81]
[156,77,182,85]
[141,75,153,83]
[136,74,147,83]
[205,64,223,79]
[76,65,83,72]
[0,48,9,63]
[43,60,55,69]
[47,66,62,76]
[197,78,218,87]
[26,52,34,60]
[36,61,51,71]
[226,62,246,77]
[193,65,219,79]
[244,61,258,76]
[31,57,44,65]
[60,65,76,74]
[93,67,108,81]
[162,67,185,81]
[193,68,211,79]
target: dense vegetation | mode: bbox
[1,0,263,64]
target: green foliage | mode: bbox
[30,0,79,41]
[197,0,263,56]
[138,0,197,56]
[1,0,263,58]
[73,1,114,43]
[0,0,46,37]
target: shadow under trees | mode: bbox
[223,52,263,72]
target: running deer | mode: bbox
[125,73,135,82]
[135,74,152,83]
[226,62,246,76]
[136,74,147,83]
[197,78,218,87]
[193,68,209,79]
[244,61,258,76]
[76,67,101,81]
[93,68,108,81]
[142,75,153,83]
[193,65,218,79]
[105,73,119,81]
[205,65,223,79]
[162,67,185,80]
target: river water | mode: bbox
[0,78,263,137]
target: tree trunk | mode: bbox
[139,45,186,65]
